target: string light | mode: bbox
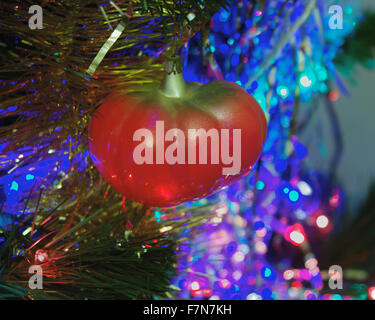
[35,249,48,264]
[285,224,306,246]
[316,215,329,229]
[190,281,200,291]
[300,75,312,87]
[368,287,375,300]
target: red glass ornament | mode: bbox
[89,72,267,207]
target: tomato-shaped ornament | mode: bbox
[89,60,267,207]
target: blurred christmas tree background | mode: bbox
[1,0,375,300]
